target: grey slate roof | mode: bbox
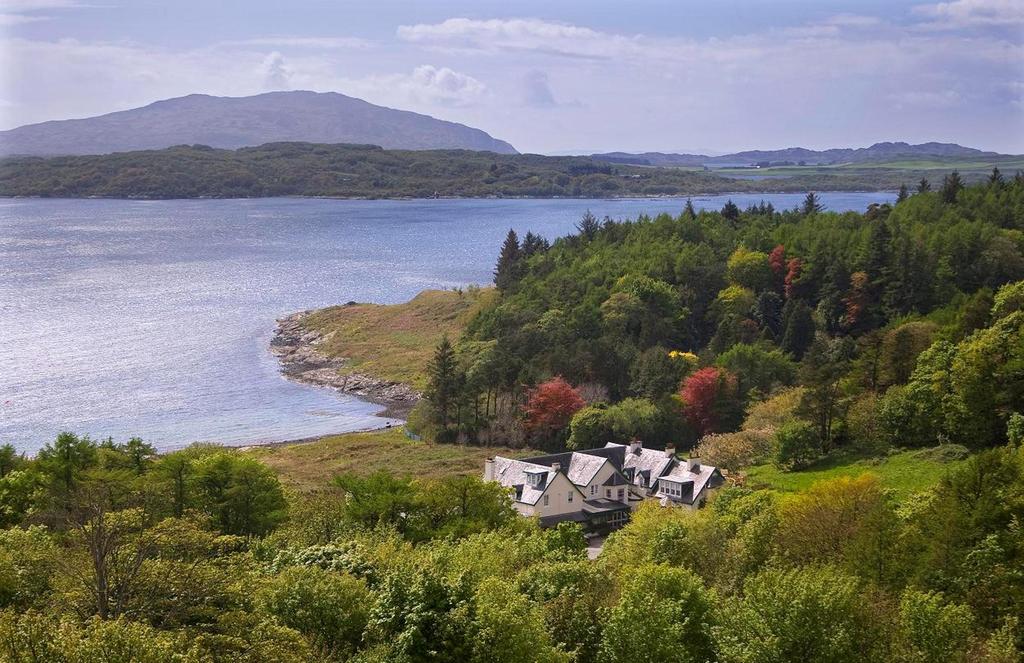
[492,457,555,506]
[518,451,609,488]
[656,463,726,504]
[604,443,674,490]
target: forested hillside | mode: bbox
[412,172,1024,461]
[0,141,998,199]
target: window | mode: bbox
[568,492,573,503]
[543,495,549,507]
[617,488,625,501]
[590,485,597,496]
[606,489,611,498]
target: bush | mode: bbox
[845,392,888,455]
[260,566,371,659]
[742,387,805,432]
[774,421,820,470]
[693,429,773,472]
[714,566,884,663]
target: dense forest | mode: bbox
[0,141,995,199]
[1,173,1023,661]
[411,171,1024,459]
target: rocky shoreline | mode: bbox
[270,310,420,419]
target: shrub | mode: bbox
[774,421,820,469]
[260,566,371,659]
[693,430,773,472]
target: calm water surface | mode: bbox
[1,193,894,452]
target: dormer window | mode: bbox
[525,469,547,489]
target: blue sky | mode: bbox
[2,0,1022,153]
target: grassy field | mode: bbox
[300,288,496,390]
[246,427,527,492]
[743,449,966,498]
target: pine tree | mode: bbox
[917,177,931,193]
[989,167,1003,187]
[798,334,852,450]
[684,198,697,219]
[865,218,890,284]
[896,184,909,203]
[802,192,823,215]
[721,200,740,224]
[780,300,815,360]
[493,229,521,292]
[426,335,460,431]
[576,210,599,240]
[521,231,549,258]
[940,171,963,204]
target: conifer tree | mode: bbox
[684,198,697,219]
[917,177,931,193]
[721,200,740,224]
[493,229,521,292]
[521,231,549,258]
[802,192,823,215]
[896,184,909,203]
[940,171,964,204]
[426,335,460,431]
[780,300,815,360]
[576,210,600,240]
[989,167,1003,187]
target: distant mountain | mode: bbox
[0,91,518,156]
[592,142,1005,167]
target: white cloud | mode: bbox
[0,0,88,27]
[2,0,85,10]
[376,65,486,106]
[0,13,47,26]
[889,88,963,108]
[262,51,290,90]
[521,70,555,107]
[824,13,883,28]
[397,17,638,59]
[913,0,1024,29]
[221,36,373,50]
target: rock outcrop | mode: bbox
[271,311,420,418]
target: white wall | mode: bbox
[534,473,585,517]
[585,462,631,504]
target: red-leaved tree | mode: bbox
[769,244,787,279]
[523,377,585,440]
[784,257,803,300]
[680,367,737,437]
[770,244,782,291]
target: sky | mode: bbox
[1,0,1022,154]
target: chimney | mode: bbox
[686,457,701,472]
[483,458,495,482]
[664,445,676,459]
[551,462,561,474]
[628,438,643,455]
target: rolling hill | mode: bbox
[592,142,1007,167]
[0,90,518,156]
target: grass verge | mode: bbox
[743,448,966,499]
[246,427,526,492]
